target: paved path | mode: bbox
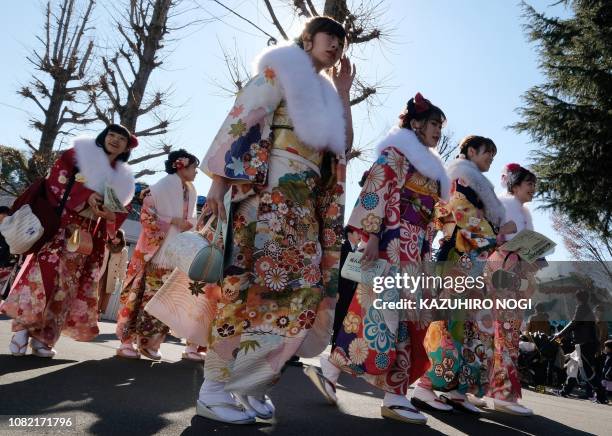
[1,316,610,435]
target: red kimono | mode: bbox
[0,137,134,346]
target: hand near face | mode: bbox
[331,55,356,97]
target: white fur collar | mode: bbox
[253,43,346,155]
[149,173,197,221]
[149,173,197,267]
[446,158,505,227]
[376,126,450,201]
[73,136,135,206]
[499,192,533,240]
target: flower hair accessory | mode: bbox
[128,134,138,148]
[399,92,432,122]
[173,157,190,170]
[413,92,431,113]
[501,162,522,188]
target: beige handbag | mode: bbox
[144,268,218,346]
[0,205,44,255]
[162,199,230,284]
[66,218,98,256]
[162,215,216,275]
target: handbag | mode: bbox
[162,190,232,284]
[0,205,44,254]
[162,215,215,275]
[66,218,98,256]
[8,168,77,255]
[188,216,225,283]
[340,252,388,285]
[144,268,218,346]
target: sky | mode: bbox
[0,0,573,260]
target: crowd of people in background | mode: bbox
[0,15,609,429]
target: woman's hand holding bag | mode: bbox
[188,215,225,283]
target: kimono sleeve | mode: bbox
[347,148,403,239]
[200,69,283,184]
[140,193,172,238]
[448,183,497,254]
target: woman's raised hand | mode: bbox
[331,55,356,97]
[205,175,230,222]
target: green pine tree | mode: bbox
[513,0,612,238]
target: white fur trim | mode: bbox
[376,126,450,201]
[446,158,505,227]
[499,193,533,240]
[253,43,346,155]
[149,173,197,268]
[73,137,135,206]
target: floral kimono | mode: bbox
[484,193,538,402]
[1,137,134,346]
[417,158,505,397]
[200,43,346,395]
[330,127,450,395]
[116,173,197,350]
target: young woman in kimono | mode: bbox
[115,149,201,361]
[197,16,353,424]
[412,135,515,415]
[2,124,136,357]
[484,163,538,415]
[308,93,450,425]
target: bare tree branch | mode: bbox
[134,168,158,178]
[128,145,171,165]
[292,0,312,17]
[18,87,48,114]
[264,0,289,40]
[350,86,376,106]
[306,0,319,16]
[135,119,169,137]
[16,0,97,181]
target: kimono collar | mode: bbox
[253,43,346,155]
[446,157,505,227]
[149,173,196,221]
[73,136,135,206]
[376,126,450,201]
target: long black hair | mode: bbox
[95,124,132,162]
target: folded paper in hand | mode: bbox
[104,185,127,213]
[341,252,388,285]
[499,230,556,263]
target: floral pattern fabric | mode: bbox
[115,189,187,347]
[484,249,539,401]
[201,70,345,395]
[330,147,440,395]
[0,149,127,346]
[418,177,498,396]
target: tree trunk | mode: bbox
[119,0,171,132]
[323,0,349,22]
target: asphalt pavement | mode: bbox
[1,315,610,435]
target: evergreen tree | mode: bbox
[513,0,612,238]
